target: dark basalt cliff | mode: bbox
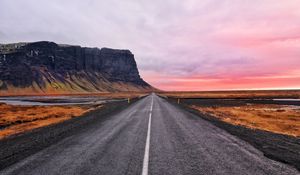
[0,41,152,94]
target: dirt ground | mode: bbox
[0,103,99,139]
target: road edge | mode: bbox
[0,97,144,170]
[162,97,300,172]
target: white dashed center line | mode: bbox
[142,94,154,175]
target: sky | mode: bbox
[1,0,300,91]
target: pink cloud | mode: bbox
[1,0,300,90]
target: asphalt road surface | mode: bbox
[1,94,299,175]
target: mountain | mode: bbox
[0,41,153,95]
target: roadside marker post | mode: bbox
[128,98,130,104]
[177,98,180,104]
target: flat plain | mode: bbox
[0,92,147,139]
[158,90,300,171]
[159,90,300,136]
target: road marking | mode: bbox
[142,95,154,175]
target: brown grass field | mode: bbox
[0,92,147,139]
[159,90,300,137]
[191,104,300,137]
[0,103,99,139]
[0,91,149,99]
[159,90,300,99]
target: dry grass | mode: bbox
[91,92,149,99]
[0,103,98,139]
[0,92,149,99]
[191,104,300,137]
[160,90,300,99]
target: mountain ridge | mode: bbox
[0,41,153,95]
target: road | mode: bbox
[0,94,299,175]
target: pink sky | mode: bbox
[1,0,300,90]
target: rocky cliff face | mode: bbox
[0,41,152,95]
